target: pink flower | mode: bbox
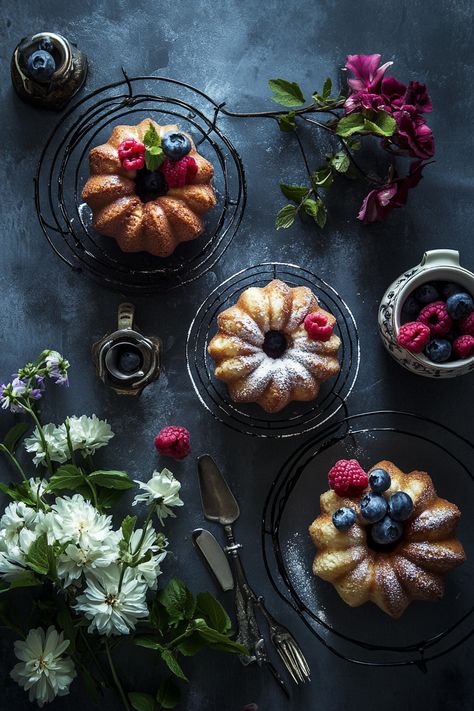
[345,54,393,92]
[381,76,407,110]
[344,91,387,114]
[358,163,424,223]
[404,81,432,113]
[393,109,435,159]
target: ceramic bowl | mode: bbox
[378,249,474,378]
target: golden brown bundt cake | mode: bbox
[81,118,216,257]
[309,460,466,618]
[207,279,341,413]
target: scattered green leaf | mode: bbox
[88,470,134,490]
[363,109,396,137]
[330,151,350,173]
[311,166,333,189]
[47,464,84,492]
[160,649,188,681]
[129,691,158,711]
[158,579,196,627]
[336,113,365,137]
[275,204,297,230]
[156,678,180,709]
[195,592,231,634]
[279,184,310,202]
[322,77,332,99]
[268,79,305,107]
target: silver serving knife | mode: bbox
[192,528,234,592]
[198,454,290,698]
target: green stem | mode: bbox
[64,419,77,466]
[118,503,157,593]
[79,629,109,686]
[0,444,28,482]
[221,99,345,120]
[23,406,54,476]
[105,639,131,711]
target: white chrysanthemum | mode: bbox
[0,527,37,581]
[28,478,49,504]
[67,415,114,456]
[48,495,112,548]
[0,501,42,545]
[24,424,68,467]
[57,536,120,588]
[75,565,149,636]
[10,626,76,707]
[124,528,167,590]
[133,468,183,524]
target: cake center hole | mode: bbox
[134,168,169,203]
[263,330,288,359]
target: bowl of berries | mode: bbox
[378,249,474,377]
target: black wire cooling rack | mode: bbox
[34,71,246,293]
[186,262,360,438]
[262,411,474,667]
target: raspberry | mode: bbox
[328,459,369,497]
[452,335,474,360]
[118,139,145,171]
[154,426,191,460]
[459,312,474,337]
[160,156,198,188]
[397,321,431,353]
[304,312,334,341]
[417,301,452,337]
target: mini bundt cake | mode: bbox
[207,279,341,413]
[309,459,466,618]
[81,118,216,257]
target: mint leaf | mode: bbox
[193,620,248,655]
[133,636,164,650]
[89,470,134,490]
[275,204,297,230]
[278,112,296,132]
[143,122,165,171]
[156,678,180,709]
[269,79,305,107]
[128,692,157,711]
[330,151,350,173]
[302,199,318,217]
[315,199,327,228]
[2,423,29,453]
[279,184,310,202]
[149,599,169,632]
[363,110,396,137]
[311,166,333,189]
[47,464,84,492]
[25,533,50,575]
[176,632,206,656]
[336,113,365,137]
[160,649,188,681]
[158,579,195,627]
[143,123,161,150]
[195,592,231,634]
[322,77,332,99]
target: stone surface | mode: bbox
[0,1,473,710]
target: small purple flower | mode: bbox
[1,378,27,413]
[358,162,425,223]
[345,54,393,92]
[45,351,70,386]
[29,388,43,401]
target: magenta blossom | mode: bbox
[345,54,393,92]
[344,91,387,114]
[381,76,407,110]
[358,163,424,223]
[404,81,432,113]
[393,109,435,159]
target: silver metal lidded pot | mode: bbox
[92,303,162,396]
[11,31,88,110]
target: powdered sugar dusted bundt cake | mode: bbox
[309,459,466,618]
[82,118,216,257]
[207,279,341,413]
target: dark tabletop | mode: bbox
[1,1,473,710]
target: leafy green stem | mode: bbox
[105,639,131,711]
[0,444,28,482]
[23,406,54,476]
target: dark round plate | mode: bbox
[35,73,245,293]
[186,262,360,438]
[262,411,474,666]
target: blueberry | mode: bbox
[387,491,414,522]
[441,282,464,300]
[415,283,439,305]
[118,350,142,374]
[369,468,391,493]
[446,292,474,320]
[262,330,287,359]
[134,168,168,201]
[371,515,403,545]
[332,507,356,531]
[360,492,387,523]
[401,295,420,320]
[39,37,55,53]
[162,131,192,160]
[425,338,452,363]
[26,50,56,82]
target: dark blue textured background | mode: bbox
[0,1,473,709]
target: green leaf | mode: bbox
[158,579,195,627]
[0,482,24,502]
[193,621,248,655]
[143,122,161,150]
[275,204,297,230]
[176,632,207,657]
[47,464,84,492]
[89,470,135,490]
[129,692,158,711]
[121,515,137,545]
[145,150,165,172]
[315,199,327,228]
[149,599,170,632]
[278,112,296,132]
[311,166,333,189]
[330,151,350,173]
[160,649,188,681]
[25,533,50,575]
[346,137,361,151]
[362,110,396,137]
[0,572,40,594]
[195,592,231,634]
[2,422,29,453]
[96,487,125,509]
[336,113,365,137]
[322,77,332,99]
[57,607,77,653]
[133,636,164,651]
[268,79,305,107]
[279,184,310,203]
[156,678,180,709]
[302,199,318,217]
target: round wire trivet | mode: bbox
[34,72,246,293]
[186,262,360,438]
[262,410,474,667]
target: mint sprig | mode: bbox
[143,122,165,171]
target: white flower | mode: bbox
[75,565,149,636]
[57,535,120,588]
[0,528,36,580]
[48,495,112,548]
[24,424,68,467]
[133,468,183,524]
[0,501,42,545]
[10,626,76,707]
[67,415,114,456]
[124,527,167,590]
[28,478,49,504]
